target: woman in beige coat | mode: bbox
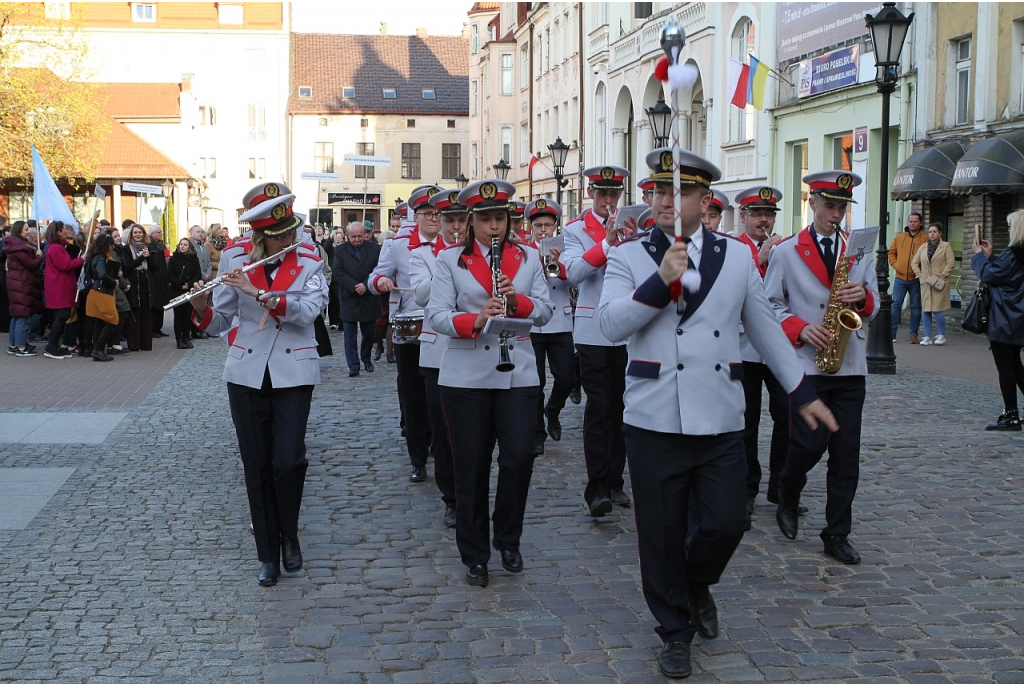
[912,221,955,346]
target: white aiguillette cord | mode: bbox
[256,290,309,331]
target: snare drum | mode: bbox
[392,310,425,343]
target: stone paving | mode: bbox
[1,329,1023,683]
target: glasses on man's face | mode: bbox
[532,222,556,230]
[416,211,440,220]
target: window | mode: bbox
[471,143,478,178]
[595,83,607,163]
[520,44,530,89]
[422,89,436,100]
[360,118,369,128]
[343,87,355,99]
[471,23,479,54]
[355,142,375,179]
[500,125,513,165]
[218,4,243,24]
[248,104,266,141]
[200,157,217,179]
[730,19,756,143]
[545,29,551,71]
[832,133,853,171]
[319,117,328,127]
[198,105,216,126]
[298,86,312,98]
[382,88,397,99]
[635,3,653,19]
[131,3,155,22]
[447,119,456,129]
[402,143,421,179]
[442,143,461,179]
[314,143,334,174]
[500,53,513,95]
[471,80,478,116]
[248,158,266,180]
[597,2,608,26]
[520,123,530,165]
[791,142,809,231]
[955,37,971,125]
[407,119,416,128]
[44,2,70,20]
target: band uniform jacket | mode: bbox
[192,243,329,389]
[427,241,554,390]
[564,209,626,346]
[368,232,431,344]
[409,238,452,369]
[333,240,383,323]
[737,231,774,364]
[525,243,573,334]
[597,227,814,436]
[763,226,880,378]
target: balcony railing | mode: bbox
[588,24,609,63]
[610,2,707,73]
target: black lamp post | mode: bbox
[646,98,672,148]
[547,136,571,207]
[456,173,469,189]
[494,159,511,180]
[864,2,914,375]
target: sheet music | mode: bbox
[615,204,649,231]
[845,226,879,260]
[538,235,564,255]
[482,317,535,336]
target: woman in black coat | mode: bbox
[87,234,120,362]
[120,224,153,351]
[148,228,170,337]
[972,210,1024,431]
[167,238,203,349]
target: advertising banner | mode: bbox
[798,45,860,98]
[779,2,881,62]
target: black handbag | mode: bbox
[961,283,990,334]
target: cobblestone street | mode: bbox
[2,330,1024,683]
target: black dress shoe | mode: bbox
[658,641,692,679]
[280,536,302,572]
[545,411,562,441]
[776,495,799,540]
[364,361,374,372]
[496,547,523,573]
[610,490,631,507]
[535,440,545,455]
[258,561,280,586]
[746,496,756,515]
[177,341,189,350]
[373,351,382,361]
[569,386,582,405]
[410,466,426,482]
[689,583,718,639]
[186,340,194,349]
[822,534,861,564]
[768,490,809,514]
[466,564,489,587]
[349,369,360,377]
[387,355,397,363]
[91,350,113,362]
[588,496,613,518]
[443,503,456,528]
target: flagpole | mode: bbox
[661,23,687,315]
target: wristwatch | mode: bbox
[254,289,267,302]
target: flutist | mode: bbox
[425,179,553,588]
[188,183,328,587]
[763,170,878,565]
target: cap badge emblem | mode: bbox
[271,203,288,220]
[759,187,774,201]
[836,174,852,190]
[536,199,547,210]
[481,182,497,199]
[448,192,459,204]
[660,151,673,172]
[601,167,615,180]
[264,183,279,198]
[427,187,439,197]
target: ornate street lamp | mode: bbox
[494,159,511,180]
[547,137,571,207]
[646,99,672,148]
[456,173,469,189]
[864,2,914,375]
[161,179,174,198]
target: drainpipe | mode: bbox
[577,2,584,215]
[529,20,535,198]
[897,75,912,230]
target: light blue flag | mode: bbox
[30,144,79,231]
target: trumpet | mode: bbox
[490,237,515,372]
[544,253,561,277]
[164,240,302,310]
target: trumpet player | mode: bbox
[188,183,328,587]
[763,170,879,565]
[509,201,527,242]
[702,188,731,233]
[524,198,574,456]
[425,179,553,588]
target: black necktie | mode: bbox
[757,240,764,250]
[821,237,835,281]
[266,260,281,288]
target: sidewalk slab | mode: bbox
[0,467,76,530]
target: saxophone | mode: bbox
[815,228,863,374]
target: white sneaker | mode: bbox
[919,337,933,346]
[934,335,946,346]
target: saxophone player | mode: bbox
[763,170,880,565]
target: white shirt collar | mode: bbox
[687,226,704,255]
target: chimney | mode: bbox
[181,73,192,93]
[462,23,469,39]
[416,27,427,38]
[379,22,387,35]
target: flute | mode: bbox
[164,240,302,310]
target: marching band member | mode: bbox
[409,189,467,528]
[702,188,731,233]
[426,179,553,588]
[563,164,632,517]
[733,186,795,515]
[637,177,656,207]
[189,183,328,587]
[369,185,443,483]
[764,170,878,565]
[510,201,527,241]
[525,198,574,455]
[597,148,834,678]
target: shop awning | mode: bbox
[891,141,967,200]
[950,130,1024,196]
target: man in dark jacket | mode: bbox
[333,222,382,376]
[148,225,170,337]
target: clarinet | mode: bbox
[490,237,515,372]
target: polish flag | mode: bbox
[528,155,539,178]
[728,58,749,109]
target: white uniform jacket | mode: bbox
[525,243,573,335]
[368,231,432,345]
[409,238,453,370]
[193,243,329,389]
[564,209,625,346]
[597,227,816,435]
[427,241,554,390]
[763,227,879,377]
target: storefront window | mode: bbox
[945,196,965,305]
[791,141,809,232]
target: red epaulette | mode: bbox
[298,247,322,262]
